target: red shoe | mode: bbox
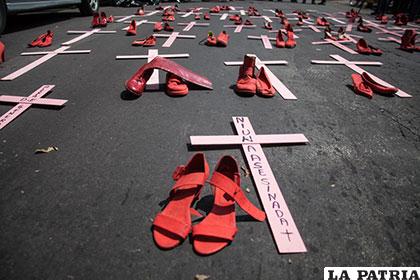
[324,28,336,40]
[163,15,175,21]
[136,8,145,16]
[204,13,210,20]
[166,73,189,96]
[234,17,242,25]
[126,20,137,36]
[380,15,388,24]
[361,72,398,95]
[235,55,257,95]
[281,17,289,26]
[192,155,266,255]
[164,22,174,31]
[154,22,163,32]
[264,21,272,30]
[351,74,373,98]
[156,5,164,10]
[91,13,100,28]
[0,41,5,63]
[297,16,304,26]
[276,30,286,48]
[107,15,114,23]
[357,23,372,32]
[399,29,416,52]
[28,30,53,47]
[100,12,107,27]
[229,14,240,21]
[244,19,253,26]
[210,6,220,13]
[152,153,209,249]
[316,17,330,26]
[143,35,157,47]
[206,32,217,46]
[285,31,296,48]
[216,30,229,47]
[163,9,174,16]
[256,67,275,97]
[195,14,200,20]
[275,9,284,18]
[370,46,383,56]
[356,39,372,54]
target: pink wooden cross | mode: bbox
[122,19,149,31]
[62,29,116,45]
[178,8,202,18]
[250,15,276,23]
[177,21,210,32]
[116,49,189,90]
[115,9,167,22]
[321,12,346,24]
[190,116,308,254]
[1,46,91,81]
[153,32,196,48]
[223,24,256,33]
[311,54,412,98]
[247,35,275,49]
[0,85,67,130]
[312,38,358,54]
[225,54,297,100]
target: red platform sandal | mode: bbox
[192,155,266,255]
[152,153,209,249]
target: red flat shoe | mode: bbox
[28,30,53,47]
[361,72,398,95]
[0,41,5,63]
[100,12,107,27]
[356,38,372,54]
[164,23,174,32]
[351,74,373,98]
[166,73,189,96]
[107,15,114,23]
[235,55,257,95]
[370,46,383,56]
[195,14,200,20]
[154,22,163,32]
[153,153,209,249]
[264,21,272,30]
[206,32,217,46]
[229,14,240,21]
[256,66,275,97]
[285,31,296,48]
[91,12,100,28]
[216,30,229,47]
[210,6,220,13]
[192,155,266,255]
[204,13,210,20]
[126,20,137,36]
[276,30,286,48]
[316,17,330,26]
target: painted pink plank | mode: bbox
[181,11,194,17]
[311,60,382,66]
[225,60,288,66]
[261,35,273,49]
[190,134,308,145]
[146,49,159,90]
[378,37,400,43]
[182,21,195,31]
[235,25,244,33]
[62,29,116,46]
[231,117,307,253]
[116,15,134,23]
[308,25,321,33]
[346,24,353,32]
[1,46,70,81]
[0,95,67,106]
[163,32,179,47]
[220,13,228,20]
[312,39,358,55]
[0,85,55,130]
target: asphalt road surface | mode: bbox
[0,1,419,279]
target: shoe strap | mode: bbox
[209,172,266,222]
[171,166,206,193]
[192,222,237,241]
[153,213,191,239]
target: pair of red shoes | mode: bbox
[28,30,53,47]
[400,29,420,52]
[394,13,408,26]
[248,7,260,16]
[356,39,383,55]
[352,72,398,98]
[316,17,330,26]
[92,12,109,27]
[235,55,275,97]
[152,153,266,255]
[126,20,137,36]
[206,31,229,47]
[276,30,296,48]
[132,35,156,47]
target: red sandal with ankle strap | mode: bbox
[192,155,266,255]
[153,153,209,249]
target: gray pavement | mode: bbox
[0,1,419,279]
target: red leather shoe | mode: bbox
[164,23,174,32]
[125,56,213,96]
[361,72,398,95]
[356,39,372,54]
[192,155,266,255]
[216,30,229,47]
[399,29,416,52]
[0,41,5,63]
[244,19,253,26]
[256,67,275,97]
[264,21,272,30]
[370,46,383,56]
[136,7,145,16]
[100,12,107,27]
[204,13,210,20]
[107,15,114,23]
[316,17,330,26]
[210,6,220,13]
[285,31,296,48]
[28,30,53,47]
[152,153,209,249]
[166,73,189,96]
[126,20,137,36]
[206,32,217,46]
[91,13,100,28]
[143,35,157,47]
[154,22,163,32]
[229,14,240,21]
[276,30,286,48]
[235,55,257,95]
[351,73,373,98]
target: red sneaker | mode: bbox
[126,20,137,36]
[166,73,189,96]
[361,72,398,95]
[164,23,174,32]
[256,67,275,97]
[100,12,107,27]
[356,39,371,54]
[154,22,163,32]
[216,30,229,47]
[351,74,373,98]
[235,55,257,95]
[0,41,5,63]
[204,13,210,20]
[28,30,53,47]
[285,31,296,48]
[91,13,100,28]
[276,30,286,48]
[264,21,272,30]
[206,32,217,46]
